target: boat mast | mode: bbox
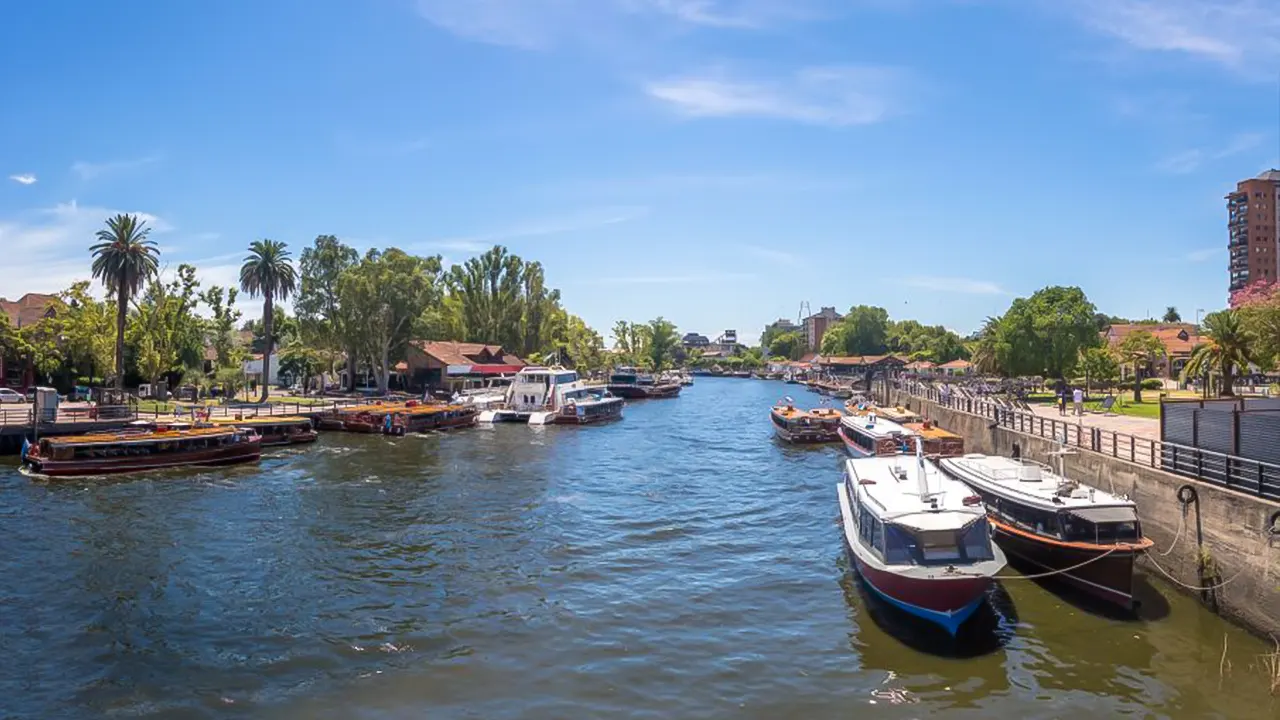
[914,435,929,498]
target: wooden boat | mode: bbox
[607,367,682,399]
[837,412,918,458]
[837,443,1006,635]
[21,424,261,477]
[770,400,841,443]
[314,401,409,432]
[845,401,922,424]
[382,403,479,435]
[940,453,1154,610]
[902,421,964,458]
[212,415,317,446]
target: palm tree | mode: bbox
[1180,309,1252,397]
[239,239,297,402]
[1116,330,1165,403]
[1163,306,1181,323]
[90,214,159,395]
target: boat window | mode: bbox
[1059,514,1095,543]
[1095,521,1141,543]
[918,529,963,563]
[883,524,915,564]
[960,519,994,561]
[556,373,577,384]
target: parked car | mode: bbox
[0,388,24,404]
[66,386,91,402]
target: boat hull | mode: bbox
[606,384,681,399]
[836,484,995,635]
[553,399,625,424]
[24,440,262,477]
[991,520,1141,609]
[260,429,319,446]
[837,424,873,457]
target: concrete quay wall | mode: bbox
[886,388,1280,639]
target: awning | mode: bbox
[446,364,523,376]
[1068,506,1137,524]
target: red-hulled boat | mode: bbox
[940,453,1153,609]
[21,424,261,477]
[837,444,1006,635]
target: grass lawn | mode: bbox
[1093,396,1162,419]
[269,396,338,407]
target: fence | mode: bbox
[0,398,367,428]
[897,380,1280,502]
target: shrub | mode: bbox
[1140,378,1163,390]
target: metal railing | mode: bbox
[896,380,1280,502]
[0,398,368,428]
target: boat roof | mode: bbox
[941,453,1137,516]
[845,455,984,531]
[43,426,240,447]
[212,415,312,425]
[903,422,960,440]
[839,412,917,440]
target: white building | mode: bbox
[242,352,280,387]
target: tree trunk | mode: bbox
[1221,363,1235,397]
[115,284,127,396]
[260,295,273,403]
[345,347,357,392]
[1133,362,1143,403]
[377,345,390,394]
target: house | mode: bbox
[936,359,973,376]
[406,341,526,391]
[1104,323,1198,380]
[242,352,281,388]
[0,292,59,391]
[704,329,745,356]
[904,360,937,375]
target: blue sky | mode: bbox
[3,0,1279,344]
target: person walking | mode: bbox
[1057,385,1067,416]
[1072,386,1084,416]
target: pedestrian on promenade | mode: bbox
[1073,386,1084,416]
[1057,385,1067,416]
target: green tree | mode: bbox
[296,235,359,383]
[128,264,204,386]
[278,336,323,392]
[1162,306,1181,323]
[59,282,115,383]
[646,317,679,371]
[768,331,804,361]
[199,285,243,370]
[1180,310,1252,398]
[448,245,525,350]
[886,320,968,363]
[1117,330,1165,402]
[337,248,442,393]
[990,286,1099,380]
[562,314,606,374]
[1238,286,1280,370]
[239,239,298,401]
[821,305,889,356]
[1078,346,1119,395]
[90,213,159,393]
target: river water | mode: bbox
[1,377,1275,719]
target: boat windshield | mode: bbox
[610,373,637,383]
[881,519,994,565]
[1061,507,1141,544]
[555,372,578,384]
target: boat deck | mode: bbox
[942,454,1136,513]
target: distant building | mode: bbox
[763,318,799,338]
[936,359,973,377]
[406,341,526,391]
[681,332,711,349]
[804,306,842,350]
[703,329,744,356]
[0,292,59,391]
[1227,169,1280,297]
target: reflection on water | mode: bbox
[0,379,1276,719]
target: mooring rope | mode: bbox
[994,546,1118,580]
[1153,511,1186,557]
[1141,550,1247,592]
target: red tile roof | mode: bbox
[0,293,59,328]
[904,360,936,369]
[821,354,905,366]
[413,341,525,367]
[1105,324,1197,356]
[937,359,972,369]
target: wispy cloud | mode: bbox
[421,206,649,251]
[745,245,801,266]
[645,65,905,126]
[1186,247,1221,262]
[8,174,37,185]
[587,271,756,284]
[1062,0,1280,75]
[0,200,171,301]
[415,0,827,49]
[1154,131,1264,174]
[905,275,1007,295]
[71,155,160,180]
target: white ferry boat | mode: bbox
[478,366,624,425]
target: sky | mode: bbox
[3,0,1279,345]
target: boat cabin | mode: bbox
[839,412,918,457]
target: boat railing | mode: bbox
[896,379,1280,502]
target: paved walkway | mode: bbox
[1017,400,1160,440]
